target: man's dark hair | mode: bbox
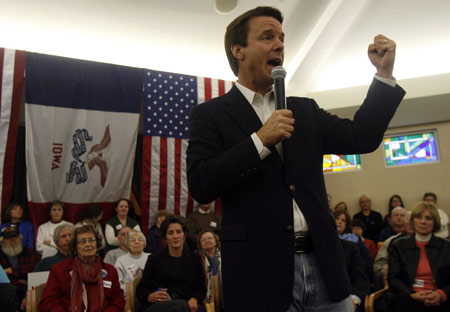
[160,215,187,239]
[224,6,283,76]
[423,192,437,202]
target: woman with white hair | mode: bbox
[114,229,150,290]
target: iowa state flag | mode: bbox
[141,69,233,230]
[25,52,142,226]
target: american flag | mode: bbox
[0,48,25,219]
[141,69,233,230]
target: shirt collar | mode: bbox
[235,81,274,105]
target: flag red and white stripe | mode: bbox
[0,48,25,221]
[141,70,233,231]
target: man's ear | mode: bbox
[231,45,244,61]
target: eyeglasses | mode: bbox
[129,237,145,243]
[77,237,96,245]
[201,237,214,243]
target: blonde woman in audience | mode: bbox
[114,229,150,290]
[423,192,450,239]
[388,201,450,311]
[105,198,141,251]
[198,229,222,306]
[36,200,73,258]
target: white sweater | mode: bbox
[114,252,150,290]
[36,220,73,258]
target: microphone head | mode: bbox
[271,66,286,79]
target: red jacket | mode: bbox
[39,257,125,312]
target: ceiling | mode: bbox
[1,0,449,126]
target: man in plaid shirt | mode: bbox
[0,225,41,310]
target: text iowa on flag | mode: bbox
[25,52,142,225]
[141,69,233,230]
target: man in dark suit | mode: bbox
[187,6,405,312]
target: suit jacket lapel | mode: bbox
[222,86,283,168]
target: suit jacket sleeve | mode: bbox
[187,101,264,204]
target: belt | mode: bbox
[294,231,313,253]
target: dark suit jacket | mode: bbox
[388,234,450,297]
[187,79,405,312]
[136,248,206,310]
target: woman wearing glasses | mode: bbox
[39,224,125,312]
[114,229,150,290]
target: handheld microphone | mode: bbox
[271,66,287,110]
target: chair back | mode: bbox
[125,276,142,312]
[26,283,46,312]
[210,274,222,312]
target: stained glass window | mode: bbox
[384,131,439,167]
[323,154,361,173]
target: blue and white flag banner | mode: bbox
[25,52,142,225]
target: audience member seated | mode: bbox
[39,224,124,312]
[333,201,349,213]
[186,202,221,250]
[0,264,17,312]
[383,194,404,228]
[340,239,370,311]
[423,192,449,239]
[198,229,222,307]
[33,224,73,272]
[388,201,450,311]
[137,216,206,312]
[334,209,373,282]
[75,204,106,249]
[145,210,170,254]
[379,206,406,243]
[104,226,131,265]
[0,226,41,311]
[115,229,150,290]
[374,211,413,284]
[36,201,73,258]
[105,198,141,251]
[0,203,35,250]
[352,219,377,260]
[353,195,384,244]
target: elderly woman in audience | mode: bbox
[114,229,150,290]
[383,194,404,228]
[0,202,34,249]
[105,198,141,251]
[137,216,206,312]
[76,204,106,249]
[39,224,124,312]
[334,209,373,281]
[36,201,73,258]
[145,210,170,253]
[388,201,450,311]
[198,229,222,306]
